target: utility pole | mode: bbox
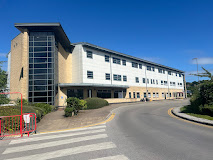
[192,58,199,82]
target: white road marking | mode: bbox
[10,127,106,145]
[4,134,108,154]
[90,155,129,160]
[5,142,116,160]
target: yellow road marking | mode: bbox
[168,108,213,129]
[40,113,115,134]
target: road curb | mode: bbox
[171,107,213,126]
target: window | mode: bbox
[139,64,142,69]
[129,92,131,98]
[123,75,127,82]
[132,62,138,68]
[144,92,147,98]
[168,71,171,75]
[161,80,163,85]
[176,73,178,76]
[113,74,121,81]
[164,81,167,85]
[122,60,126,66]
[105,55,109,62]
[105,73,110,80]
[156,80,158,85]
[133,92,136,98]
[153,92,156,98]
[179,74,182,77]
[151,79,153,84]
[153,79,155,84]
[162,93,165,98]
[158,69,163,73]
[163,70,165,74]
[97,90,111,98]
[113,57,121,64]
[135,77,139,83]
[148,92,151,98]
[147,66,151,71]
[137,92,140,98]
[152,67,155,71]
[147,79,149,84]
[170,93,172,97]
[143,78,146,83]
[156,93,159,98]
[87,71,93,79]
[87,51,93,58]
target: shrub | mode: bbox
[64,107,74,117]
[65,97,87,116]
[79,100,87,110]
[201,105,213,117]
[0,94,10,105]
[34,103,53,115]
[16,98,29,105]
[85,98,109,109]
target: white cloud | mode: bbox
[0,53,7,58]
[191,57,213,65]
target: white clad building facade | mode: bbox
[59,42,186,105]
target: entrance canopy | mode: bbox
[59,83,129,88]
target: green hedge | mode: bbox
[85,98,109,109]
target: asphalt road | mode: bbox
[1,99,213,160]
[106,99,213,160]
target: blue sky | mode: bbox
[0,0,212,82]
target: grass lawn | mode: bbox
[180,106,213,121]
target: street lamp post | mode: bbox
[192,58,199,82]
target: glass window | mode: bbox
[129,92,131,98]
[105,73,110,80]
[147,79,149,84]
[113,74,121,81]
[87,51,93,58]
[132,62,138,68]
[113,57,121,64]
[148,93,151,98]
[152,67,155,71]
[97,90,111,98]
[143,78,146,83]
[158,69,162,73]
[67,89,84,99]
[123,75,127,82]
[156,80,158,84]
[105,55,109,62]
[133,92,136,98]
[153,92,156,98]
[135,77,139,83]
[161,80,163,85]
[139,64,142,69]
[137,92,140,98]
[156,93,159,98]
[162,93,165,97]
[168,71,172,75]
[122,60,126,66]
[87,71,93,79]
[147,66,151,71]
[144,92,147,98]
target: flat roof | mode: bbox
[72,42,184,73]
[59,83,129,88]
[15,23,73,52]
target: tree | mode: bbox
[190,67,213,81]
[0,61,9,104]
[0,61,7,91]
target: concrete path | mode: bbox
[37,102,142,132]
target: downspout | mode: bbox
[183,73,187,98]
[167,71,170,99]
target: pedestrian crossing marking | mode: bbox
[4,134,108,154]
[5,142,116,160]
[90,155,129,160]
[10,128,106,145]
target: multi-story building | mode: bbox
[8,23,186,106]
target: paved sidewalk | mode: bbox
[36,102,141,132]
[172,107,213,126]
